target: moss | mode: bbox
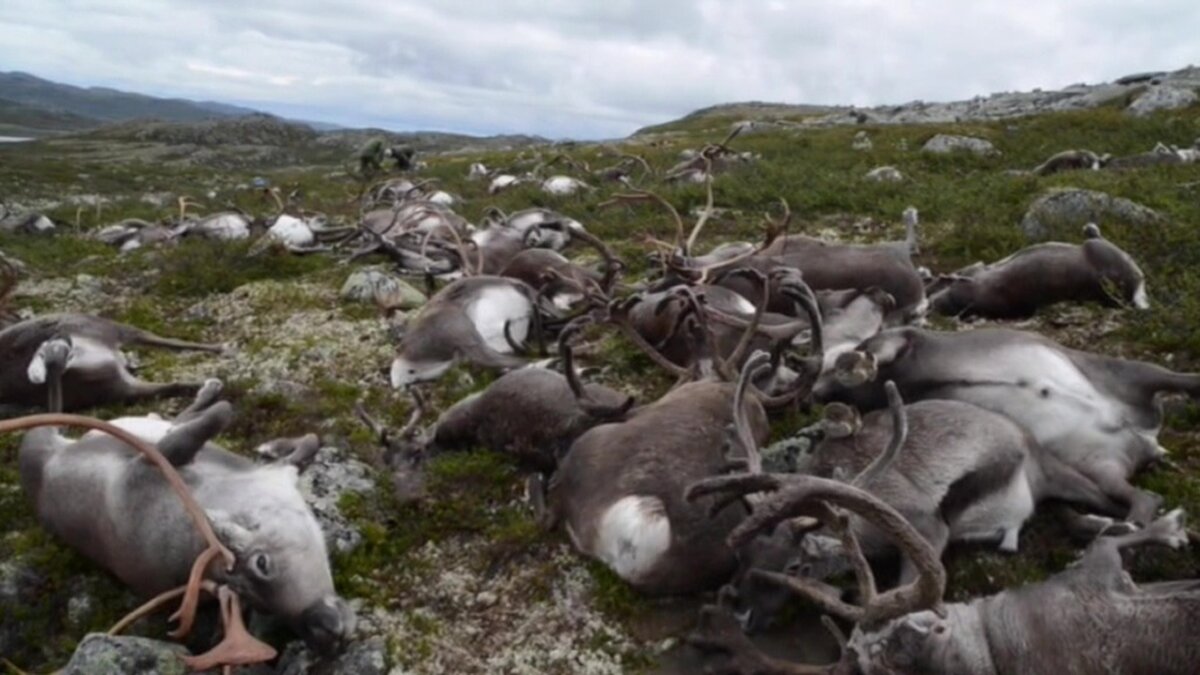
[585,561,652,623]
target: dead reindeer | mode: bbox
[755,213,928,320]
[819,325,1200,524]
[666,125,755,183]
[619,269,823,398]
[251,187,354,255]
[361,320,633,479]
[388,276,546,388]
[594,153,654,186]
[688,472,1195,675]
[536,349,779,594]
[500,222,624,311]
[0,314,225,414]
[93,218,178,253]
[928,223,1149,319]
[1031,149,1111,176]
[172,196,253,241]
[730,384,1053,632]
[14,383,355,657]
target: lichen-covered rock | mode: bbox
[1020,188,1164,239]
[62,634,190,675]
[341,268,427,311]
[851,130,873,151]
[276,637,390,675]
[0,556,44,658]
[864,166,904,183]
[922,133,998,156]
[1127,85,1198,117]
[299,446,378,554]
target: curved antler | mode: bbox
[0,414,236,641]
[558,317,635,419]
[852,381,906,486]
[688,472,946,626]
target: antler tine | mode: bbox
[619,153,654,178]
[852,381,907,486]
[685,472,785,504]
[354,401,390,446]
[558,316,635,419]
[688,592,839,675]
[777,271,824,358]
[760,197,791,251]
[268,187,286,215]
[399,387,427,437]
[723,267,771,369]
[670,284,733,381]
[731,475,946,625]
[607,295,693,380]
[599,190,686,252]
[729,350,774,473]
[565,223,624,296]
[683,158,716,257]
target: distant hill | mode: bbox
[0,71,260,124]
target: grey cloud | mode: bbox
[1,0,1197,138]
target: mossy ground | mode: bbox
[2,102,1200,671]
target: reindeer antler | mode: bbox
[558,317,635,419]
[687,472,946,627]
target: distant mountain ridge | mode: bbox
[0,71,262,125]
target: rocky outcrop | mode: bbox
[1020,188,1164,239]
[1127,85,1199,116]
[298,446,377,555]
[62,635,193,675]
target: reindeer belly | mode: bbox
[950,469,1035,551]
[466,285,532,352]
[939,346,1142,465]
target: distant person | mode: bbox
[386,144,417,171]
[358,137,387,175]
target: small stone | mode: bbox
[864,166,904,183]
[475,591,498,607]
[851,130,873,151]
[63,634,190,675]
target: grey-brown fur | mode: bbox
[846,510,1197,675]
[928,224,1148,319]
[545,378,769,594]
[1032,149,1110,176]
[0,313,223,413]
[821,326,1200,523]
[17,384,355,654]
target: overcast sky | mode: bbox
[2,1,1197,139]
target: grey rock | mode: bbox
[63,634,190,675]
[0,556,43,658]
[864,166,904,183]
[299,446,378,554]
[1020,188,1164,240]
[1116,71,1167,85]
[851,130,873,151]
[341,268,427,311]
[922,134,998,156]
[1127,85,1198,117]
[276,637,389,675]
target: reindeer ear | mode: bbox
[206,509,255,554]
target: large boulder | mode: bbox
[1127,85,1198,117]
[341,268,426,311]
[1020,188,1163,239]
[62,634,191,675]
[922,133,998,156]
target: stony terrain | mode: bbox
[1,74,1199,674]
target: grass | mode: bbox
[2,101,1200,670]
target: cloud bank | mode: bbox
[2,0,1196,138]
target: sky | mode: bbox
[1,1,1197,139]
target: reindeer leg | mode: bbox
[1081,461,1164,526]
[1067,509,1187,587]
[173,379,224,423]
